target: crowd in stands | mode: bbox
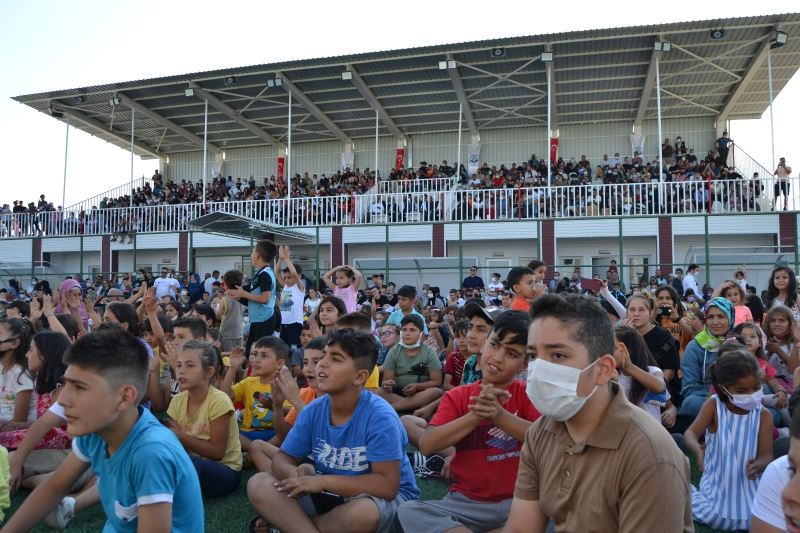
[0,237,798,531]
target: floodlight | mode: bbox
[709,28,725,40]
[491,47,505,58]
[654,41,671,52]
[541,51,554,62]
[771,30,788,49]
[438,61,447,70]
[108,97,121,106]
[224,76,236,86]
[341,70,353,80]
[184,88,195,97]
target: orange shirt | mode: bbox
[285,387,320,425]
[511,296,531,312]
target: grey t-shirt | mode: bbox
[219,297,243,340]
[383,344,441,388]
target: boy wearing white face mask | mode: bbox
[380,315,442,412]
[505,293,692,533]
[684,346,774,530]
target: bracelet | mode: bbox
[46,312,56,318]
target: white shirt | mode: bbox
[682,271,700,296]
[0,365,35,422]
[751,455,791,530]
[204,276,220,296]
[279,283,306,325]
[153,276,180,299]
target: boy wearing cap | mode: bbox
[398,311,539,532]
[462,302,502,385]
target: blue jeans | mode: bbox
[190,456,242,498]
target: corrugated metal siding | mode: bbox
[673,215,779,235]
[353,135,397,175]
[165,151,205,181]
[443,221,539,241]
[222,146,280,178]
[344,225,430,243]
[1,239,33,263]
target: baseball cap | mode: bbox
[464,301,503,324]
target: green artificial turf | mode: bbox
[7,457,741,533]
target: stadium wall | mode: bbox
[161,117,716,181]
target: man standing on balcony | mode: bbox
[774,157,793,211]
[715,130,733,167]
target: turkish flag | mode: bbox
[277,157,285,179]
[395,149,405,170]
[550,137,559,165]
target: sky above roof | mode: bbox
[1,0,798,207]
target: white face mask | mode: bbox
[722,387,763,412]
[526,358,599,421]
[399,333,423,349]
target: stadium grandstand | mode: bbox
[3,13,800,292]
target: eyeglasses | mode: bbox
[379,331,397,337]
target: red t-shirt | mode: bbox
[443,352,466,387]
[511,296,531,312]
[430,380,540,502]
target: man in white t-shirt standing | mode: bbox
[277,245,305,349]
[774,157,793,211]
[204,270,221,297]
[682,263,701,299]
[486,272,504,303]
[153,267,181,301]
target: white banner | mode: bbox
[630,134,645,158]
[341,148,354,171]
[211,153,223,180]
[467,143,481,176]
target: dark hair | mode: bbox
[281,264,302,275]
[252,336,290,362]
[733,323,766,360]
[173,317,207,340]
[7,300,30,318]
[530,294,615,362]
[223,269,244,289]
[507,266,534,290]
[397,285,417,299]
[526,260,546,272]
[400,314,425,332]
[614,326,658,406]
[254,239,278,264]
[54,314,80,339]
[326,329,377,372]
[305,336,328,352]
[453,319,470,337]
[105,302,142,337]
[65,330,149,402]
[654,285,685,319]
[688,263,699,272]
[144,313,172,335]
[179,339,220,376]
[164,300,183,319]
[765,266,798,310]
[708,346,761,403]
[336,312,371,332]
[791,404,800,439]
[492,311,531,354]
[0,318,34,381]
[319,296,347,319]
[31,331,70,395]
[192,302,217,327]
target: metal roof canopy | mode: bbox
[187,211,313,242]
[13,13,800,158]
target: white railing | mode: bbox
[1,176,797,239]
[377,177,455,195]
[65,176,148,212]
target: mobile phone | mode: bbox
[581,278,602,292]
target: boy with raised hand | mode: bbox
[397,310,538,532]
[247,329,419,533]
[1,330,203,533]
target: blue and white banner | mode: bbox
[467,143,481,176]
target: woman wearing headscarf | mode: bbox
[53,278,89,330]
[678,297,734,420]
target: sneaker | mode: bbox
[45,496,76,529]
[408,451,445,478]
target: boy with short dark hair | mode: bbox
[508,266,535,312]
[461,302,501,385]
[398,310,538,532]
[443,319,470,391]
[385,285,428,334]
[2,330,203,532]
[247,330,419,533]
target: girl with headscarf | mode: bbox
[53,279,89,330]
[678,297,734,419]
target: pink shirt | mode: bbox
[733,305,753,326]
[334,285,358,313]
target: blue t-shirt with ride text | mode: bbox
[281,389,419,501]
[72,407,203,533]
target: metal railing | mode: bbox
[377,177,456,195]
[65,176,147,212]
[1,176,797,239]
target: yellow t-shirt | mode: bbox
[231,376,290,431]
[365,365,379,389]
[167,386,242,471]
[0,446,8,522]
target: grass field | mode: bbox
[8,457,742,533]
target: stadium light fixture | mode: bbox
[341,70,353,81]
[108,96,121,106]
[654,41,671,52]
[74,95,86,104]
[184,87,195,97]
[267,77,282,88]
[438,61,447,70]
[541,51,554,62]
[224,76,236,86]
[771,30,788,49]
[709,28,726,41]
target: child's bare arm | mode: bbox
[419,410,481,455]
[684,398,716,471]
[321,268,337,290]
[746,408,775,480]
[220,347,244,397]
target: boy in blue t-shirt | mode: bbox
[247,329,419,532]
[2,330,203,533]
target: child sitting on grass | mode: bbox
[2,330,203,532]
[220,336,290,451]
[398,310,539,532]
[443,319,470,391]
[247,329,419,533]
[166,340,242,498]
[380,315,442,412]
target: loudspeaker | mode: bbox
[491,47,505,58]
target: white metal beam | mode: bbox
[116,92,218,152]
[718,33,773,123]
[344,64,405,139]
[274,73,351,144]
[189,82,282,147]
[50,103,163,159]
[635,46,660,124]
[443,55,479,140]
